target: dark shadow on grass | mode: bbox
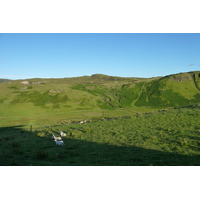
[0,126,200,166]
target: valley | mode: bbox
[0,71,200,165]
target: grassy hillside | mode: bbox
[0,71,200,126]
[135,71,200,107]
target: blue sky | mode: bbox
[0,33,199,79]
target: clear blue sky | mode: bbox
[0,33,199,79]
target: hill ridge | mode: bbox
[0,71,200,122]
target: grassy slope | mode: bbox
[135,71,200,107]
[0,71,200,126]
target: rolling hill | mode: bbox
[0,71,200,125]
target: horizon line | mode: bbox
[0,70,199,80]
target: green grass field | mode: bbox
[0,106,200,166]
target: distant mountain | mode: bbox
[0,79,10,83]
[0,71,200,117]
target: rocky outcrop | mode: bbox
[169,74,192,82]
[21,81,46,85]
[21,81,29,85]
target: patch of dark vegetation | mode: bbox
[36,150,49,160]
[0,98,6,103]
[12,148,24,155]
[116,83,141,108]
[11,90,69,109]
[192,72,200,91]
[91,74,134,82]
[10,159,20,166]
[72,82,143,109]
[8,85,18,90]
[27,86,33,89]
[12,141,20,148]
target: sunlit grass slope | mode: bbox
[135,71,200,107]
[0,71,200,125]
